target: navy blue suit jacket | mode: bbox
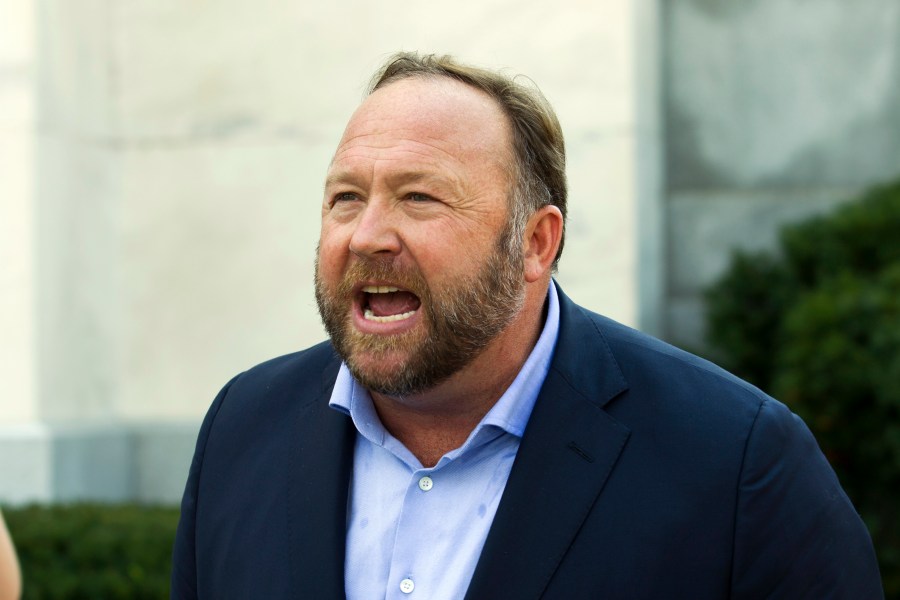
[172,287,883,598]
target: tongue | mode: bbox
[368,291,420,317]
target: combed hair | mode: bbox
[368,52,568,268]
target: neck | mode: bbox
[370,280,549,467]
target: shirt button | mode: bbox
[418,476,433,492]
[400,578,415,594]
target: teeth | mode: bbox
[364,309,416,323]
[362,285,400,293]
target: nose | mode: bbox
[348,198,402,258]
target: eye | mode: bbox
[407,192,433,203]
[332,192,360,204]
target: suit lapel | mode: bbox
[286,352,355,598]
[465,287,632,600]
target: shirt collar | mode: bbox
[329,280,561,445]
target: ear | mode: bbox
[523,205,564,283]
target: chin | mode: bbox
[345,349,415,392]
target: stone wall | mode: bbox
[0,0,658,502]
[6,0,896,504]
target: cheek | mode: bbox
[406,232,481,281]
[316,231,350,282]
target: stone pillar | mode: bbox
[0,0,44,502]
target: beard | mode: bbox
[314,226,525,397]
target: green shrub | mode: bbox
[2,504,179,600]
[706,178,900,595]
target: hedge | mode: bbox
[706,178,900,595]
[2,504,179,599]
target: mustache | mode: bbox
[336,258,430,300]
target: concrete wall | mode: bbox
[0,1,658,503]
[0,0,38,425]
[8,0,897,505]
[662,0,900,349]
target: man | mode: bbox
[172,53,882,599]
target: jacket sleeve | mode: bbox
[171,375,240,600]
[730,397,883,599]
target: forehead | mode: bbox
[329,77,513,178]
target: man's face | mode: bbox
[315,77,526,397]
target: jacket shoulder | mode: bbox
[224,340,340,407]
[559,301,776,413]
[582,306,770,409]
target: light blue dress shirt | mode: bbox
[328,282,560,600]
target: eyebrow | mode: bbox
[386,171,445,187]
[324,169,459,193]
[323,169,358,189]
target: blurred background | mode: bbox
[1,0,898,594]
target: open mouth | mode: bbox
[361,285,421,323]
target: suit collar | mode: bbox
[286,350,354,599]
[465,285,632,599]
[287,288,633,599]
[545,282,629,408]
